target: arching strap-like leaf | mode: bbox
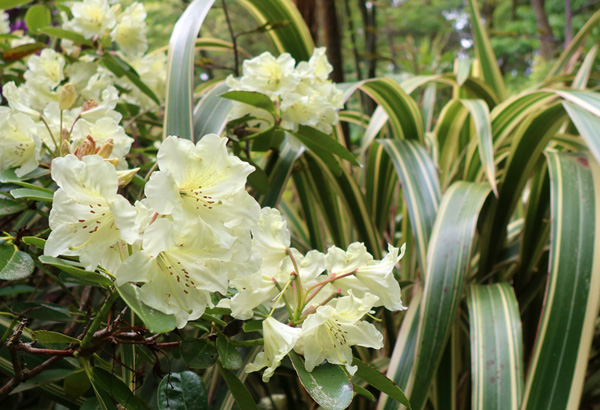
[164,0,216,141]
[467,283,523,410]
[378,139,441,273]
[459,99,497,195]
[236,0,314,61]
[521,152,600,409]
[546,9,600,78]
[405,182,491,410]
[467,0,505,100]
[562,101,600,175]
[571,44,598,89]
[193,82,232,139]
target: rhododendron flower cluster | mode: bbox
[226,48,345,134]
[42,130,406,376]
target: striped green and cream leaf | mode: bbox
[467,283,523,410]
[521,151,600,410]
[405,182,491,410]
[163,0,216,141]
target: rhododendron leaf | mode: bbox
[117,283,177,334]
[158,371,208,410]
[25,5,51,33]
[221,90,277,115]
[39,27,93,46]
[0,242,34,280]
[180,340,218,369]
[289,351,353,410]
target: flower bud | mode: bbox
[59,83,77,110]
[117,168,140,187]
[96,138,114,159]
[60,140,73,157]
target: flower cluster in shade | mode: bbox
[226,48,345,134]
[44,133,406,379]
[0,0,166,177]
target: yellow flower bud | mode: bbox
[60,140,73,157]
[59,84,77,110]
[96,139,114,159]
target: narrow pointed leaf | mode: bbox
[467,0,505,99]
[90,367,150,410]
[193,82,231,138]
[353,358,411,408]
[217,362,259,410]
[563,101,600,166]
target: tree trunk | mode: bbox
[531,0,556,60]
[320,0,344,82]
[295,0,319,44]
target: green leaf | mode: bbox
[0,167,49,185]
[158,371,208,410]
[64,370,91,399]
[220,90,276,115]
[11,301,74,322]
[216,336,242,370]
[406,182,491,410]
[12,369,73,394]
[164,0,216,141]
[10,188,53,202]
[379,139,441,272]
[0,242,34,280]
[101,54,160,105]
[0,285,34,296]
[3,42,47,60]
[546,9,600,78]
[117,283,177,334]
[180,339,218,369]
[39,27,93,46]
[521,152,600,409]
[236,0,314,61]
[21,236,46,249]
[294,125,360,166]
[39,255,113,288]
[91,367,150,410]
[572,44,598,89]
[467,284,523,410]
[0,197,27,216]
[562,101,600,166]
[260,142,302,207]
[193,82,232,139]
[31,330,80,344]
[459,99,497,195]
[0,0,33,10]
[353,358,411,408]
[217,362,259,410]
[25,5,51,33]
[467,0,505,100]
[289,351,353,410]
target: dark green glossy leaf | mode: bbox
[39,255,113,288]
[0,242,34,280]
[117,283,177,334]
[0,197,27,216]
[353,358,411,408]
[217,363,259,410]
[10,187,53,202]
[64,370,91,399]
[39,27,93,46]
[289,351,353,410]
[91,367,150,410]
[11,301,74,321]
[216,336,242,370]
[220,90,276,115]
[21,236,45,249]
[158,371,208,410]
[102,54,160,105]
[180,339,218,369]
[31,330,80,344]
[0,285,34,296]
